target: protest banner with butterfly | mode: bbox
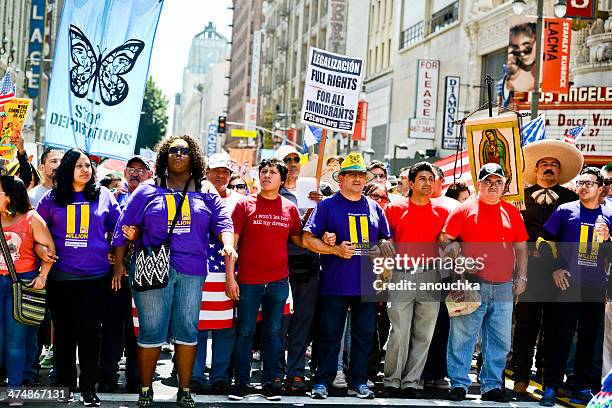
[45,0,163,161]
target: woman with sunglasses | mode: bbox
[36,149,122,406]
[228,175,249,196]
[364,182,390,208]
[0,175,55,405]
[111,136,236,408]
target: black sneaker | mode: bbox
[176,388,196,408]
[262,378,283,401]
[402,387,423,399]
[228,383,253,401]
[482,388,510,402]
[80,391,101,407]
[57,390,75,403]
[286,376,307,392]
[210,381,230,395]
[448,387,466,401]
[137,387,154,407]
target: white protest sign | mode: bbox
[301,47,364,133]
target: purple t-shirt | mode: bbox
[36,187,121,278]
[112,181,233,276]
[303,193,391,296]
[544,200,612,288]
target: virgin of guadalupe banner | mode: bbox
[465,114,524,205]
[45,0,164,161]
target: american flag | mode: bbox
[132,235,293,337]
[0,71,16,106]
[433,150,473,193]
[564,125,587,145]
[520,115,546,147]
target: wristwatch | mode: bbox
[516,276,528,282]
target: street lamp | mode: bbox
[393,144,408,175]
[512,0,526,15]
[554,0,567,18]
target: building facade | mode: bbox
[173,22,228,148]
[227,0,264,137]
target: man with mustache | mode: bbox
[511,140,582,395]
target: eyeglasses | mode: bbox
[126,167,147,175]
[369,193,389,203]
[228,184,247,190]
[372,173,386,179]
[169,147,190,156]
[482,179,505,188]
[283,156,300,165]
[576,180,601,188]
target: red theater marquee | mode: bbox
[515,87,612,164]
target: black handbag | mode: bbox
[0,220,46,326]
[132,179,190,292]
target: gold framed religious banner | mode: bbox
[465,114,525,206]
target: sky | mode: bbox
[148,0,233,133]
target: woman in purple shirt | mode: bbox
[112,135,235,408]
[37,149,121,406]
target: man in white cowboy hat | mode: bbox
[303,152,394,400]
[511,139,582,395]
[440,163,528,403]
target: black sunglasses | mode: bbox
[228,184,247,190]
[169,146,190,156]
[283,156,300,165]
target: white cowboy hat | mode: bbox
[523,140,583,185]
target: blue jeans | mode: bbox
[234,278,288,385]
[0,271,38,386]
[314,296,376,388]
[447,282,513,394]
[131,266,206,347]
[192,327,235,385]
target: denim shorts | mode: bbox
[131,265,205,347]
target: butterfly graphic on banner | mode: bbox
[69,24,145,106]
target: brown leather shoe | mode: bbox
[513,381,528,395]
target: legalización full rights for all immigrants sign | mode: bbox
[301,47,364,133]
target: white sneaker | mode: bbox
[332,371,347,388]
[161,343,174,352]
[367,379,375,388]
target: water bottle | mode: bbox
[595,215,606,243]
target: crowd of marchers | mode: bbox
[0,132,610,408]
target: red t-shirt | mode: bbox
[385,199,449,258]
[232,194,302,284]
[443,197,528,282]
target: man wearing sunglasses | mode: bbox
[190,154,242,395]
[537,167,612,406]
[273,145,323,393]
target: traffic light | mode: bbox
[217,116,227,134]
